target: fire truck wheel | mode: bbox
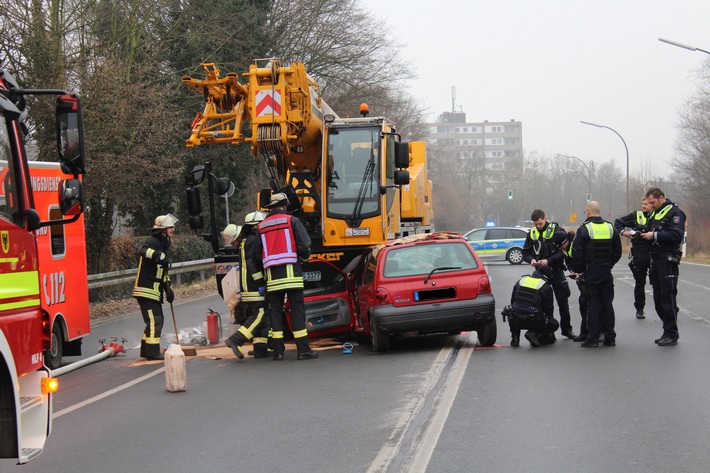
[44,323,64,370]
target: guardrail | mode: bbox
[87,258,214,290]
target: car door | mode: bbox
[465,229,487,257]
[294,258,357,338]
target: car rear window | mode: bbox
[383,242,478,277]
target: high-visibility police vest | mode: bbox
[529,222,556,242]
[650,203,672,222]
[636,211,647,226]
[584,221,614,264]
[258,214,298,269]
[514,275,546,309]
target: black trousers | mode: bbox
[585,271,615,341]
[649,257,680,339]
[575,280,588,336]
[266,289,311,355]
[137,298,164,358]
[629,252,651,311]
[550,266,572,333]
[227,301,269,347]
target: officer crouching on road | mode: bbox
[503,264,560,347]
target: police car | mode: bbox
[463,226,529,264]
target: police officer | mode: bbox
[640,188,686,346]
[133,214,178,360]
[256,193,318,360]
[224,211,271,359]
[522,209,577,339]
[614,197,653,319]
[562,230,589,342]
[506,265,559,347]
[572,201,622,347]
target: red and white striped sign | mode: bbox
[255,90,282,116]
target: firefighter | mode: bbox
[256,193,318,360]
[221,223,242,247]
[640,188,686,346]
[224,211,272,359]
[132,214,178,360]
[614,197,653,319]
[522,209,577,339]
[572,201,622,347]
[505,264,559,347]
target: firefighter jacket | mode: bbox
[522,221,567,268]
[646,199,686,258]
[238,227,266,303]
[614,209,652,254]
[132,231,171,302]
[256,210,311,292]
[571,216,622,284]
[510,273,554,320]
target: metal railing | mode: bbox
[87,258,214,290]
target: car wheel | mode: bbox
[44,322,64,370]
[370,319,390,352]
[506,248,524,265]
[477,317,497,347]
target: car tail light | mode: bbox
[478,276,492,294]
[375,288,391,304]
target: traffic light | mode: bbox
[507,190,513,200]
[586,193,591,202]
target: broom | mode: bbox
[166,276,197,356]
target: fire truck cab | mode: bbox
[0,160,91,369]
[0,68,86,464]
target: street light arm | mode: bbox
[659,37,710,56]
[579,121,630,213]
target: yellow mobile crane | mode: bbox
[182,58,433,266]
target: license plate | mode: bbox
[303,271,322,281]
[346,227,370,236]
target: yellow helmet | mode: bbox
[152,213,178,230]
[222,224,242,245]
[244,211,266,225]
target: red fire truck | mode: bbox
[0,69,86,463]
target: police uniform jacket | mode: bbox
[571,216,622,284]
[510,271,554,319]
[132,231,170,302]
[646,199,685,258]
[256,209,311,292]
[614,210,652,254]
[522,221,567,268]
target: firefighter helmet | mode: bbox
[222,224,242,245]
[244,211,266,225]
[264,192,288,209]
[152,213,178,230]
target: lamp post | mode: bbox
[580,121,629,213]
[658,38,710,56]
[555,154,592,202]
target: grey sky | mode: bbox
[360,0,710,175]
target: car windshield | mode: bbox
[302,260,346,296]
[383,242,478,277]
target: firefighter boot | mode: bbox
[225,337,244,359]
[295,337,318,360]
[140,340,147,358]
[252,342,272,358]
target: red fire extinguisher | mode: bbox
[207,308,222,344]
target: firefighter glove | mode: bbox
[166,287,175,303]
[258,286,265,296]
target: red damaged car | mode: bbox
[346,232,497,352]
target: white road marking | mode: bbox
[53,366,165,419]
[366,333,475,473]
